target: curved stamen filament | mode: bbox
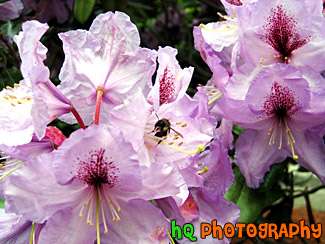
[1,159,22,169]
[284,121,299,160]
[96,188,101,244]
[200,23,238,33]
[29,222,36,244]
[278,123,283,149]
[99,194,108,234]
[208,93,222,105]
[267,120,299,160]
[168,231,176,244]
[79,187,94,218]
[102,190,121,222]
[148,136,204,154]
[0,161,24,180]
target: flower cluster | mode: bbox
[194,0,325,188]
[0,11,240,243]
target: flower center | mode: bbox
[263,82,298,118]
[261,5,310,62]
[262,82,299,160]
[159,67,175,105]
[75,148,120,186]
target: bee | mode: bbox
[151,115,184,145]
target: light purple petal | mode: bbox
[140,163,188,204]
[198,139,234,195]
[109,90,151,151]
[235,129,288,188]
[38,208,96,244]
[100,199,170,244]
[0,209,34,244]
[14,21,49,82]
[294,130,325,184]
[3,154,84,223]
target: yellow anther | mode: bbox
[8,95,17,99]
[6,86,13,90]
[11,103,16,107]
[176,122,182,125]
[168,142,174,145]
[14,83,20,87]
[181,123,188,127]
[3,95,9,100]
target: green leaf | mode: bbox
[225,167,266,223]
[0,21,22,37]
[74,0,96,24]
[259,160,288,192]
[0,199,4,208]
[232,124,244,136]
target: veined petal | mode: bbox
[14,21,49,83]
[59,12,156,125]
[100,199,169,244]
[293,130,325,184]
[3,154,84,223]
[235,129,287,188]
[38,208,96,244]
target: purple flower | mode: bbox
[3,125,170,243]
[237,0,325,71]
[58,11,157,125]
[217,63,325,187]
